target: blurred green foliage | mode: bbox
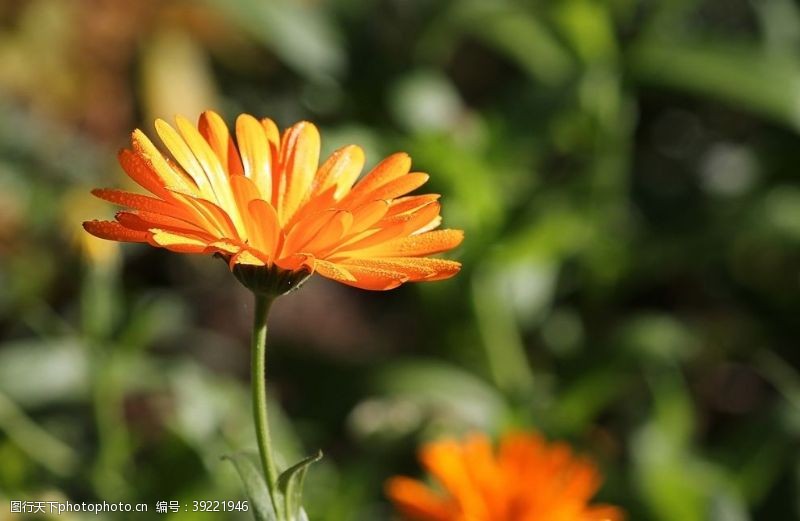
[0,0,799,519]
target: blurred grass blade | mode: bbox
[629,38,800,131]
[277,450,323,521]
[554,369,628,433]
[224,452,277,521]
[0,391,78,476]
[448,0,574,85]
[756,350,800,411]
[0,339,88,407]
[205,0,344,83]
[472,266,539,396]
[141,28,218,124]
[554,0,618,65]
[372,359,511,432]
[755,0,800,53]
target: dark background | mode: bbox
[0,0,799,519]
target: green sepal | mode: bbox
[230,261,311,297]
[277,450,323,521]
[223,452,277,521]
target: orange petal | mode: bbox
[131,130,197,194]
[284,185,338,232]
[385,477,453,521]
[460,435,506,517]
[236,114,273,201]
[148,228,210,253]
[313,145,365,199]
[328,202,440,255]
[115,211,210,237]
[379,201,441,232]
[385,194,441,217]
[117,148,170,199]
[92,188,188,218]
[247,199,281,260]
[345,200,390,236]
[342,152,410,207]
[341,257,436,280]
[355,229,464,258]
[344,257,460,282]
[169,192,239,239]
[231,175,267,244]
[413,258,461,281]
[334,263,408,290]
[312,259,356,283]
[584,505,626,521]
[275,121,320,224]
[175,115,239,218]
[402,201,442,235]
[206,239,242,255]
[366,172,429,203]
[275,252,315,272]
[230,248,268,267]
[198,110,243,176]
[83,220,149,243]
[261,118,281,151]
[153,121,215,199]
[230,173,263,205]
[303,210,353,254]
[329,225,407,257]
[418,439,487,517]
[281,208,338,256]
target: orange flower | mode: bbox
[386,432,624,521]
[83,111,463,291]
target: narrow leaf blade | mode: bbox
[277,450,323,521]
[223,452,277,521]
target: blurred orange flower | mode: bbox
[84,111,463,290]
[386,432,623,521]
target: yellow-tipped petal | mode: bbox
[85,112,463,292]
[313,259,356,283]
[385,194,441,217]
[175,115,242,231]
[335,263,408,290]
[236,114,273,201]
[154,119,215,200]
[149,228,210,253]
[92,188,181,217]
[261,118,281,151]
[117,148,170,199]
[303,210,353,254]
[344,152,410,206]
[351,229,464,258]
[131,130,197,194]
[314,145,365,199]
[276,121,320,224]
[198,110,243,176]
[83,220,149,243]
[247,199,281,260]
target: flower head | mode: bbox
[386,432,624,521]
[84,111,463,292]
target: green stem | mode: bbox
[83,262,130,498]
[251,293,283,519]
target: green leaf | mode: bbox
[277,450,323,521]
[370,359,511,433]
[0,390,78,476]
[0,338,89,407]
[629,38,800,131]
[449,0,574,85]
[203,0,344,82]
[554,0,618,65]
[223,452,277,521]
